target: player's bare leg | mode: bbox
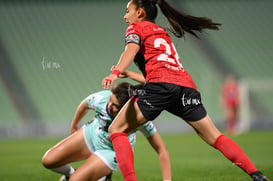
[109,98,147,134]
[108,99,147,181]
[69,154,112,181]
[186,114,221,146]
[42,127,91,176]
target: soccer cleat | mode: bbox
[59,175,70,181]
[59,172,112,181]
[250,171,270,181]
[105,172,112,181]
[98,172,112,181]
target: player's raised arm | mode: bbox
[102,43,140,89]
[124,70,145,84]
[147,132,171,181]
[70,100,89,134]
[110,65,145,84]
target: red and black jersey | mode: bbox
[125,21,196,90]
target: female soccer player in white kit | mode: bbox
[42,82,171,181]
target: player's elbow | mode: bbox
[157,146,169,156]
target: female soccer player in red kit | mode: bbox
[102,0,270,180]
[220,73,240,135]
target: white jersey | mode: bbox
[84,90,157,149]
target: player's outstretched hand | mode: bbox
[102,74,118,89]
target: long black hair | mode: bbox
[131,0,221,39]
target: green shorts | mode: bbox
[83,119,136,170]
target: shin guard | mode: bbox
[110,133,137,181]
[214,135,258,174]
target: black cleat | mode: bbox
[59,175,70,181]
[250,171,270,181]
[105,172,112,181]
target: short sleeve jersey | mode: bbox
[125,21,196,89]
[84,90,157,147]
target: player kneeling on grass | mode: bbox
[42,82,171,181]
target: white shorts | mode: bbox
[83,119,136,170]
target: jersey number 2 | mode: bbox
[154,38,183,68]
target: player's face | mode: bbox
[108,94,121,117]
[124,1,140,25]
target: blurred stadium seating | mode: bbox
[0,0,272,137]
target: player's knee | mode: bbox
[108,122,130,135]
[41,150,54,168]
[108,126,114,135]
[108,124,118,135]
[42,156,51,168]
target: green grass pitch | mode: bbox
[0,131,272,181]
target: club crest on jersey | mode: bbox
[125,33,141,45]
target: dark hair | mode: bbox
[111,82,143,107]
[132,0,221,39]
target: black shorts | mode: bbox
[136,82,207,121]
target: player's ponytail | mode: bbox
[132,0,221,39]
[157,0,221,39]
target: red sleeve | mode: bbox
[125,23,142,46]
